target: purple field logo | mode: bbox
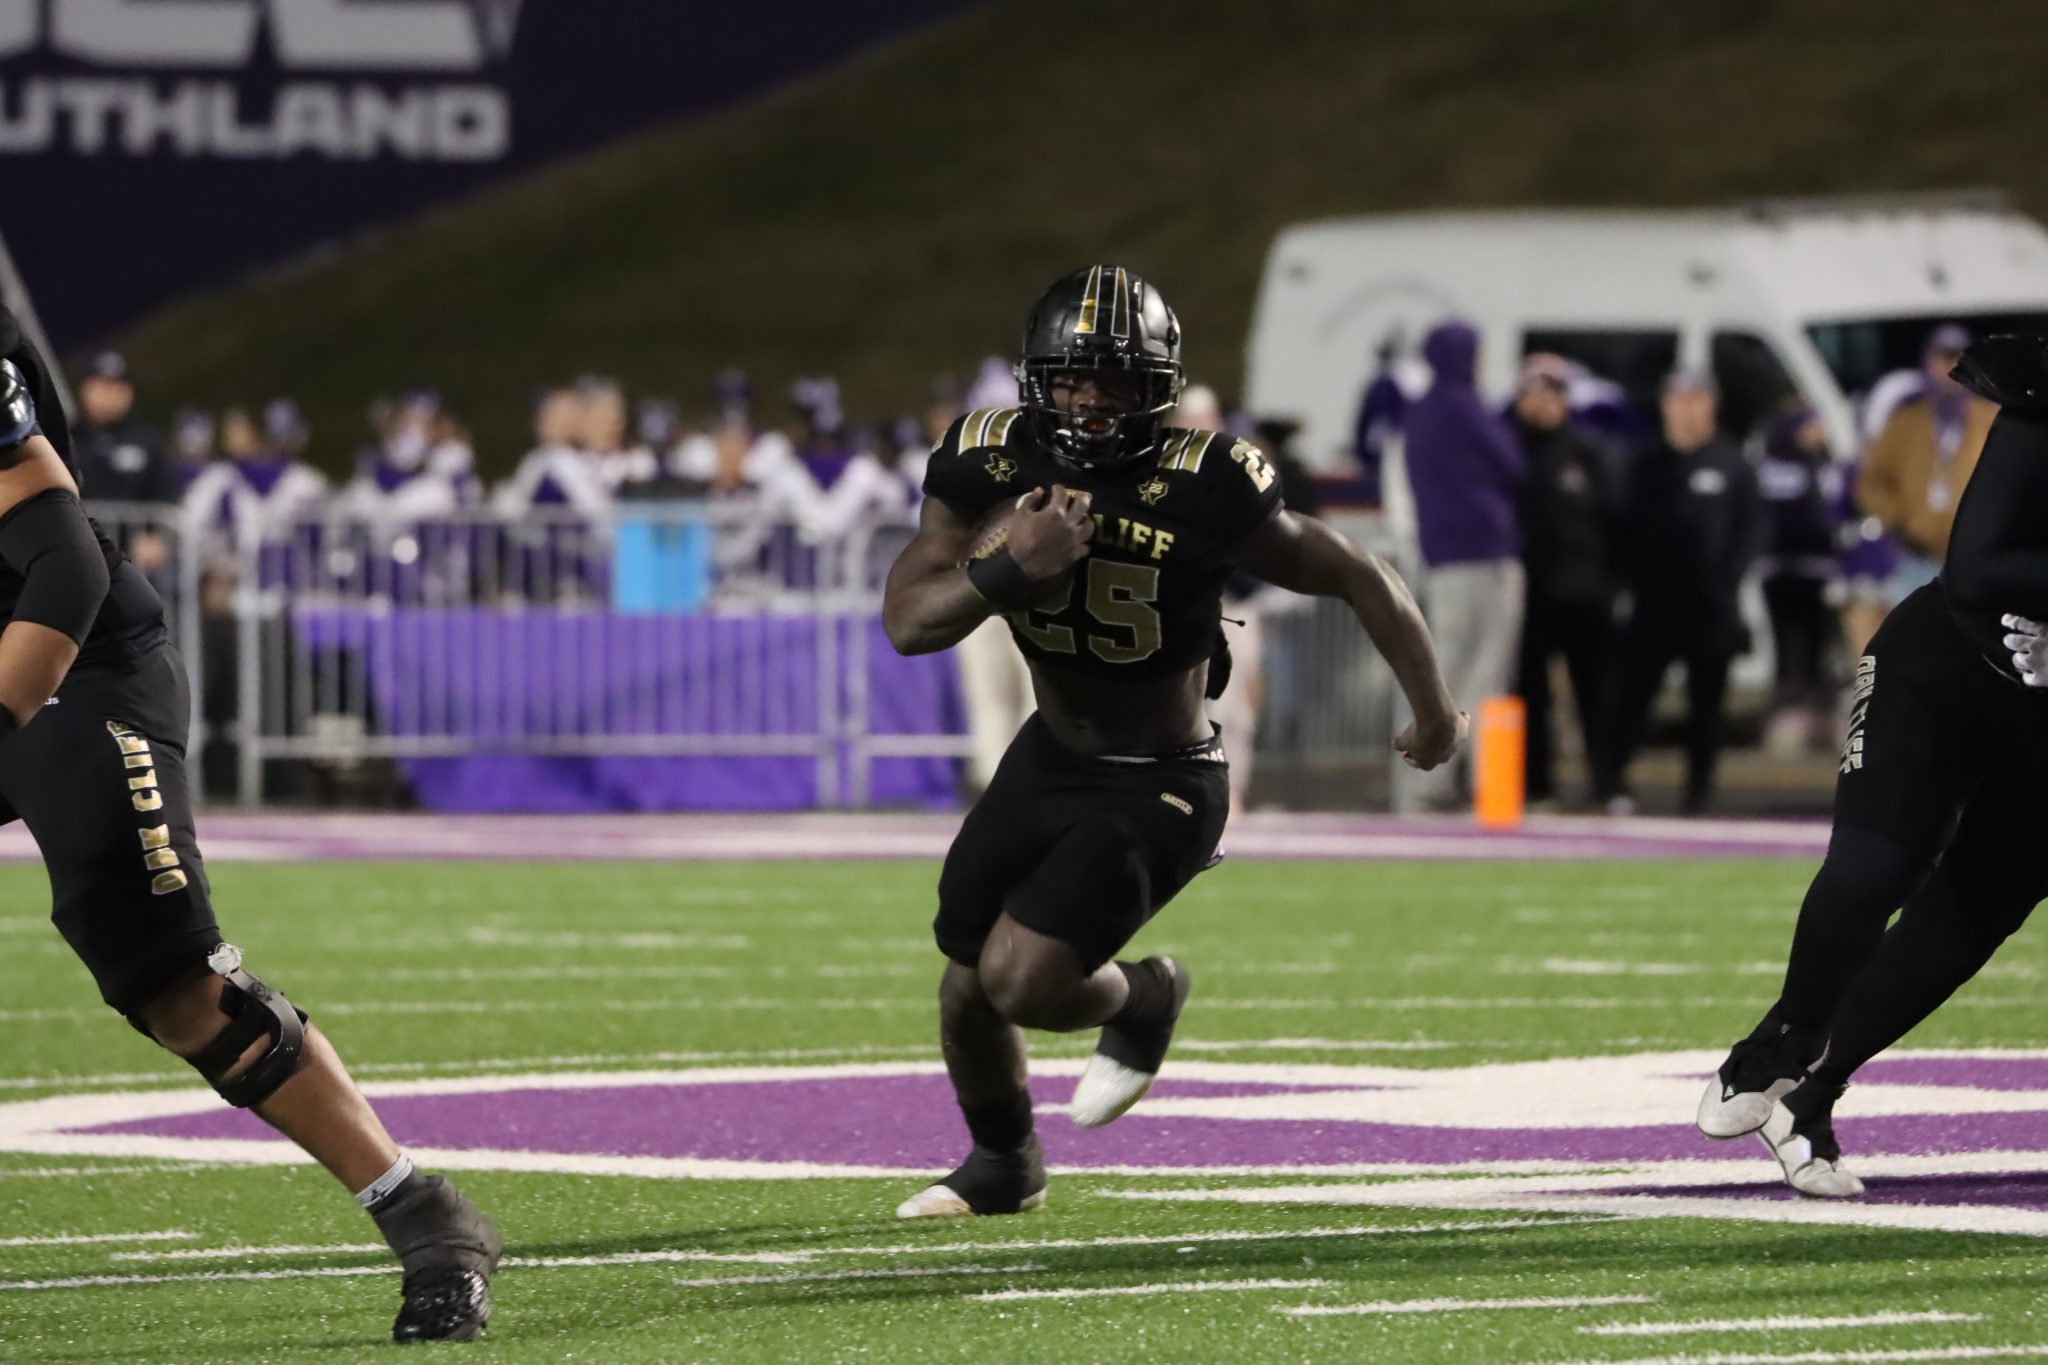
[6,1052,2046,1235]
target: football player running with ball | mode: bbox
[884,266,1464,1217]
[0,309,499,1341]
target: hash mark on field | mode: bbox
[1283,1292,1654,1317]
[0,1231,192,1249]
[1582,1311,1985,1337]
[975,1277,1324,1302]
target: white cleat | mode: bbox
[1756,1101,1865,1199]
[1697,1072,1800,1140]
[1070,1055,1158,1129]
[1069,956,1193,1129]
[894,1184,1046,1220]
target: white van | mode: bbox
[1244,196,2048,467]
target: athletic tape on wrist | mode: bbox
[964,546,1036,610]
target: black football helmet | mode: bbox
[1016,265,1184,469]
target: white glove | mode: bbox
[2000,613,2048,686]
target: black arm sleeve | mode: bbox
[1941,410,2048,619]
[3,334,71,465]
[0,488,111,644]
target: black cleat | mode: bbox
[1696,1012,1820,1140]
[896,1136,1047,1219]
[372,1174,502,1343]
[1071,956,1193,1128]
[394,1267,495,1343]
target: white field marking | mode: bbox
[461,928,752,950]
[1108,1150,2048,1237]
[112,1243,387,1262]
[0,1044,955,1092]
[0,1165,216,1179]
[0,1072,190,1091]
[1506,1348,2048,1365]
[823,1216,1614,1262]
[1531,959,1703,977]
[975,1277,1325,1303]
[360,963,925,983]
[1583,1311,1984,1337]
[0,1254,1044,1293]
[1283,1292,1655,1317]
[4,994,1639,1024]
[1174,1039,1466,1053]
[669,1263,1041,1289]
[0,1231,191,1249]
[118,1243,811,1267]
[11,1049,2048,1179]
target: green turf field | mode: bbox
[1,858,2043,1364]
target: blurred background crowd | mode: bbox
[54,311,1993,818]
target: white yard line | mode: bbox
[0,1255,1044,1293]
[831,1216,1611,1261]
[112,1243,389,1262]
[0,1231,191,1249]
[1584,1312,1984,1337]
[0,1165,212,1179]
[1284,1292,1654,1317]
[975,1277,1323,1303]
[1507,1348,2048,1365]
[667,1264,1038,1289]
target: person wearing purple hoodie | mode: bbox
[1397,319,1526,810]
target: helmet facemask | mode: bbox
[1017,354,1183,471]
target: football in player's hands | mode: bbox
[969,486,1094,602]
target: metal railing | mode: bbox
[81,500,1406,809]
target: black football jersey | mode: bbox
[0,312,169,671]
[923,407,1282,676]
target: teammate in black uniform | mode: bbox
[1698,335,2048,1196]
[0,309,499,1340]
[884,267,1464,1217]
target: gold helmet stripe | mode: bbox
[1074,265,1103,335]
[1111,267,1131,339]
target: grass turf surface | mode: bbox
[0,857,2043,1363]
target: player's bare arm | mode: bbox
[0,428,97,728]
[883,486,1094,655]
[1226,506,1466,771]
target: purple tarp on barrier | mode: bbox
[290,609,963,813]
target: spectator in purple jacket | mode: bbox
[1396,318,1526,811]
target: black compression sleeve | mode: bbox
[0,488,110,644]
[1942,410,2048,618]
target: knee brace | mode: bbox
[144,944,309,1108]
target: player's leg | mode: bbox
[12,653,499,1340]
[984,744,1227,1128]
[1697,593,1986,1147]
[1763,770,2048,1192]
[901,719,1059,1218]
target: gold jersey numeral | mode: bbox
[1007,560,1163,664]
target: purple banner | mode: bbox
[290,606,965,812]
[0,0,985,345]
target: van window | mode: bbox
[1710,332,1801,446]
[1807,312,2048,402]
[1520,328,1678,411]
